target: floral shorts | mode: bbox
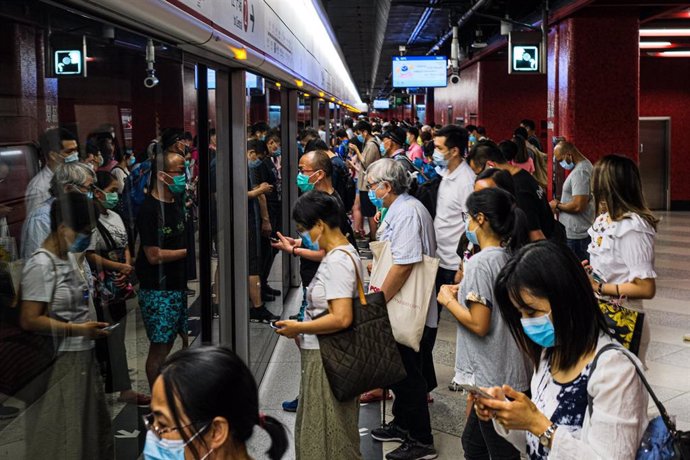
[138,289,188,344]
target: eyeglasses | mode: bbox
[142,412,208,440]
[297,167,315,174]
[365,181,382,191]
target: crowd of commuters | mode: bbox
[0,112,663,460]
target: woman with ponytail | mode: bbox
[437,187,533,459]
[143,346,287,460]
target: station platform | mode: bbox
[248,211,690,459]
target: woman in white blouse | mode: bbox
[586,154,658,363]
[473,242,648,460]
[274,190,363,460]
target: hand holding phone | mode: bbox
[101,323,121,332]
[458,384,496,400]
[269,320,281,330]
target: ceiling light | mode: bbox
[639,41,673,48]
[640,29,690,37]
[295,79,304,87]
[655,50,690,57]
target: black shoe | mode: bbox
[264,285,281,296]
[261,291,276,302]
[0,405,19,420]
[385,439,438,460]
[371,422,408,443]
[250,305,279,324]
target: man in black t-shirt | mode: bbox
[135,150,188,389]
[467,141,555,241]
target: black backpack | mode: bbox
[412,175,442,219]
[332,157,356,213]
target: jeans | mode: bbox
[390,327,435,445]
[566,236,591,262]
[462,407,521,460]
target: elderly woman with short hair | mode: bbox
[366,158,439,460]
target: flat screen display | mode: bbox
[373,99,389,109]
[511,45,539,73]
[392,56,447,88]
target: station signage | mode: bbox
[49,34,87,77]
[509,31,544,75]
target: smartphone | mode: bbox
[269,237,280,243]
[591,269,606,284]
[269,320,281,330]
[102,323,121,332]
[458,384,496,400]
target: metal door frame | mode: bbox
[639,116,671,211]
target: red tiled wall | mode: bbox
[433,62,479,126]
[640,56,690,205]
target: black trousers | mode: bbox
[260,201,282,287]
[390,326,435,446]
[462,406,521,460]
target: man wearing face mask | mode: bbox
[381,127,416,174]
[251,121,271,142]
[136,149,189,389]
[21,161,96,259]
[549,141,594,261]
[352,120,381,240]
[25,128,80,215]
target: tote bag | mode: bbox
[317,249,407,402]
[368,240,439,352]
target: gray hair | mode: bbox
[49,161,95,197]
[366,158,411,195]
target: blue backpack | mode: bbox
[119,159,151,224]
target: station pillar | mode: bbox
[547,10,640,170]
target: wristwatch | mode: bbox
[539,423,558,448]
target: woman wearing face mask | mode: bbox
[19,192,114,459]
[86,172,150,406]
[474,241,649,460]
[144,346,287,460]
[110,146,133,194]
[274,191,364,460]
[437,188,532,460]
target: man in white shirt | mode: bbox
[25,128,79,215]
[431,125,475,389]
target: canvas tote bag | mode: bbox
[368,240,439,352]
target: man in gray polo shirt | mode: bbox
[550,141,595,261]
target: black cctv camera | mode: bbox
[449,73,460,84]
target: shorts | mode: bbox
[138,289,188,344]
[359,190,376,217]
[247,221,261,276]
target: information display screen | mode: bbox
[392,56,447,88]
[373,99,390,109]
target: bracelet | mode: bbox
[597,283,604,296]
[292,246,297,257]
[615,284,620,297]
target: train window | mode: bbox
[246,71,285,374]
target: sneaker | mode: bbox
[250,305,279,323]
[371,422,408,443]
[282,398,298,412]
[448,380,463,392]
[0,405,19,420]
[386,439,438,460]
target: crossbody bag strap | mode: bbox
[588,342,677,432]
[96,219,117,253]
[333,248,367,306]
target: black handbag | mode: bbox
[589,343,690,459]
[317,249,407,402]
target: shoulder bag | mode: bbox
[589,343,690,459]
[317,249,407,402]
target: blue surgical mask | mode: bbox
[465,221,479,247]
[273,148,282,158]
[300,230,319,251]
[143,427,212,460]
[296,172,317,192]
[297,142,304,156]
[469,135,477,144]
[367,184,387,209]
[520,314,556,348]
[248,158,262,168]
[432,149,448,168]
[64,152,79,164]
[69,232,92,253]
[162,173,186,195]
[128,156,136,166]
[379,143,386,155]
[260,135,266,142]
[559,160,575,171]
[356,134,365,144]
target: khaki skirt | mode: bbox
[295,348,362,460]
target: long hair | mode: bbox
[494,241,609,370]
[466,188,529,253]
[592,154,658,230]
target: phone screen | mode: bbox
[459,384,495,400]
[269,320,280,330]
[102,323,121,332]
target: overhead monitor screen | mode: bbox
[511,45,540,73]
[373,99,389,109]
[392,56,447,88]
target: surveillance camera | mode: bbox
[449,74,460,84]
[144,72,159,88]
